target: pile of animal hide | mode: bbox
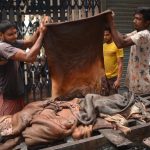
[0,93,150,150]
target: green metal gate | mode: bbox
[0,0,102,101]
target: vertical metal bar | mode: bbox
[9,8,14,22]
[2,9,7,20]
[78,0,82,19]
[59,0,67,21]
[38,58,43,100]
[67,0,71,21]
[101,0,106,12]
[31,64,36,100]
[57,0,61,22]
[50,0,53,19]
[45,0,50,15]
[13,1,17,22]
[24,62,29,102]
[6,9,9,20]
[84,0,88,17]
[92,0,95,16]
[74,0,79,20]
[71,0,75,20]
[0,1,1,20]
[45,58,51,97]
[0,9,1,20]
[53,0,59,22]
[64,0,68,21]
[39,74,43,100]
[94,0,101,14]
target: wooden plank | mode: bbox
[126,122,150,143]
[40,134,109,150]
[143,137,150,148]
[99,129,133,149]
[40,122,150,150]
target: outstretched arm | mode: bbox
[23,28,40,49]
[106,12,134,48]
[23,16,50,49]
[10,17,48,63]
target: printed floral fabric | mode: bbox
[126,30,150,94]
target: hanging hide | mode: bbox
[43,10,111,98]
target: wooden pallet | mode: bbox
[39,122,150,150]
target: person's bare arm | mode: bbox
[11,21,47,63]
[113,57,123,89]
[23,29,40,48]
[11,32,45,63]
[106,13,134,48]
[22,16,50,49]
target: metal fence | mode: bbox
[0,0,101,102]
[0,0,101,22]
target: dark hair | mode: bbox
[104,26,111,33]
[135,7,150,21]
[0,20,16,33]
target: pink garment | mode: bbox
[0,94,25,115]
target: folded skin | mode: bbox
[0,100,51,137]
[0,137,20,150]
[23,108,78,146]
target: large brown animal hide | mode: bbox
[43,10,111,98]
